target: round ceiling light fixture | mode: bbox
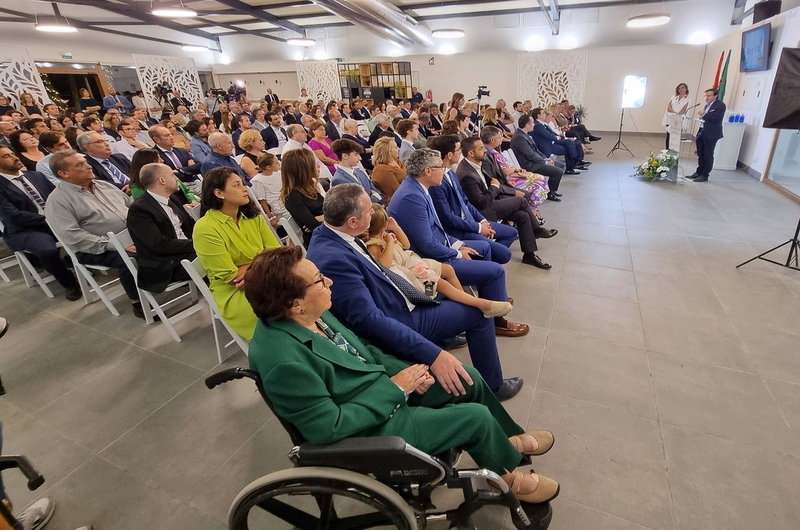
[626,14,671,28]
[182,44,209,52]
[152,8,197,18]
[432,29,465,39]
[35,23,78,33]
[287,37,317,46]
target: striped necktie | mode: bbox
[101,160,130,185]
[17,176,46,210]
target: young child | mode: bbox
[251,152,285,229]
[363,205,512,318]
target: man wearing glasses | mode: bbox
[112,119,149,161]
[76,132,131,193]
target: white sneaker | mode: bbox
[15,498,54,530]
[0,317,8,339]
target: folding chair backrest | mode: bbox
[186,204,202,221]
[267,147,282,157]
[247,187,283,243]
[234,153,245,165]
[107,229,139,279]
[278,217,306,256]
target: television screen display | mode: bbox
[741,23,771,72]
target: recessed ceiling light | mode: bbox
[182,45,209,52]
[287,37,316,46]
[152,8,197,18]
[626,14,671,28]
[525,36,546,51]
[432,29,465,39]
[39,62,53,67]
[688,32,712,45]
[35,23,78,33]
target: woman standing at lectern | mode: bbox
[662,83,690,149]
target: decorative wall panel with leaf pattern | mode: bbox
[296,61,341,102]
[518,51,587,108]
[0,47,50,110]
[132,54,203,110]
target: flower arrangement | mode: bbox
[634,150,679,182]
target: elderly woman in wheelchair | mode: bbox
[242,246,560,505]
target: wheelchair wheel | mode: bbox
[229,466,418,530]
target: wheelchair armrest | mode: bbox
[296,436,448,486]
[0,456,45,491]
[204,368,259,389]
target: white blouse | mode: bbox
[662,95,690,127]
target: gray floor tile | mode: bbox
[564,238,633,270]
[530,391,675,530]
[569,221,629,247]
[35,350,204,452]
[629,246,705,277]
[157,504,227,530]
[649,353,797,456]
[634,271,726,318]
[550,290,645,348]
[559,261,638,302]
[626,228,692,252]
[640,304,756,372]
[624,212,682,234]
[33,456,184,530]
[662,423,800,530]
[538,331,656,418]
[763,377,800,433]
[733,321,800,383]
[549,498,655,530]
[100,379,271,504]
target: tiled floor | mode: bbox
[1,134,800,530]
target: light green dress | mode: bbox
[193,208,280,339]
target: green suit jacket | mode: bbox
[248,311,417,445]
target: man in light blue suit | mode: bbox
[387,149,529,339]
[102,87,133,117]
[307,184,524,401]
[330,139,384,203]
[427,135,517,265]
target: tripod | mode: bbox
[607,108,633,157]
[737,216,800,272]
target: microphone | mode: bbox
[686,103,701,110]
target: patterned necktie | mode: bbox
[315,319,366,362]
[165,150,183,169]
[353,237,439,306]
[101,160,130,185]
[17,176,46,210]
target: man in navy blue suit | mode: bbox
[387,149,530,338]
[308,183,524,401]
[688,89,727,182]
[149,125,203,195]
[531,108,587,175]
[0,146,81,300]
[427,135,517,264]
[77,132,132,193]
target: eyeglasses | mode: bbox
[306,273,328,289]
[430,165,448,170]
[87,139,110,145]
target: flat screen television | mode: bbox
[741,23,772,72]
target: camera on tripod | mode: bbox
[210,88,227,97]
[477,86,491,98]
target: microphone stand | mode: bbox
[607,108,633,157]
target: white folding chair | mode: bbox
[266,147,282,157]
[46,220,125,316]
[181,258,249,363]
[185,204,202,221]
[247,187,285,245]
[0,218,60,297]
[234,153,245,165]
[278,217,306,256]
[0,221,17,283]
[503,149,521,168]
[108,229,203,343]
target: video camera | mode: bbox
[477,86,491,98]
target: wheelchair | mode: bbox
[0,455,45,530]
[206,368,554,530]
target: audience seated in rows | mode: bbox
[36,131,72,185]
[238,129,266,181]
[530,107,586,175]
[340,118,373,170]
[261,111,288,151]
[281,149,326,248]
[397,119,418,162]
[201,132,251,186]
[128,148,198,207]
[330,139,383,204]
[77,131,131,192]
[370,137,406,205]
[9,129,45,171]
[510,115,569,186]
[250,152,287,229]
[192,167,281,340]
[185,119,212,163]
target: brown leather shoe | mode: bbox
[495,321,530,337]
[510,431,555,456]
[507,297,514,305]
[505,470,560,504]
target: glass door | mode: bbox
[766,129,800,199]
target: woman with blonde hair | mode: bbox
[238,128,266,179]
[103,111,122,141]
[370,136,406,205]
[281,148,326,248]
[18,92,43,118]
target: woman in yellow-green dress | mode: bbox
[193,167,280,339]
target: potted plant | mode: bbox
[575,104,588,122]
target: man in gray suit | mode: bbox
[510,115,565,201]
[397,119,418,162]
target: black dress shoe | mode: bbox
[522,253,552,269]
[552,191,562,197]
[693,176,708,182]
[578,161,592,166]
[686,174,700,179]
[441,333,468,350]
[65,284,82,302]
[494,377,524,402]
[546,192,561,202]
[589,136,602,141]
[536,228,558,239]
[576,164,590,170]
[565,169,580,175]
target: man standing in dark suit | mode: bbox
[688,88,727,182]
[511,116,566,196]
[456,138,557,270]
[427,135,517,265]
[76,132,131,192]
[0,146,81,300]
[126,163,195,293]
[149,125,203,195]
[308,183,524,401]
[264,89,279,103]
